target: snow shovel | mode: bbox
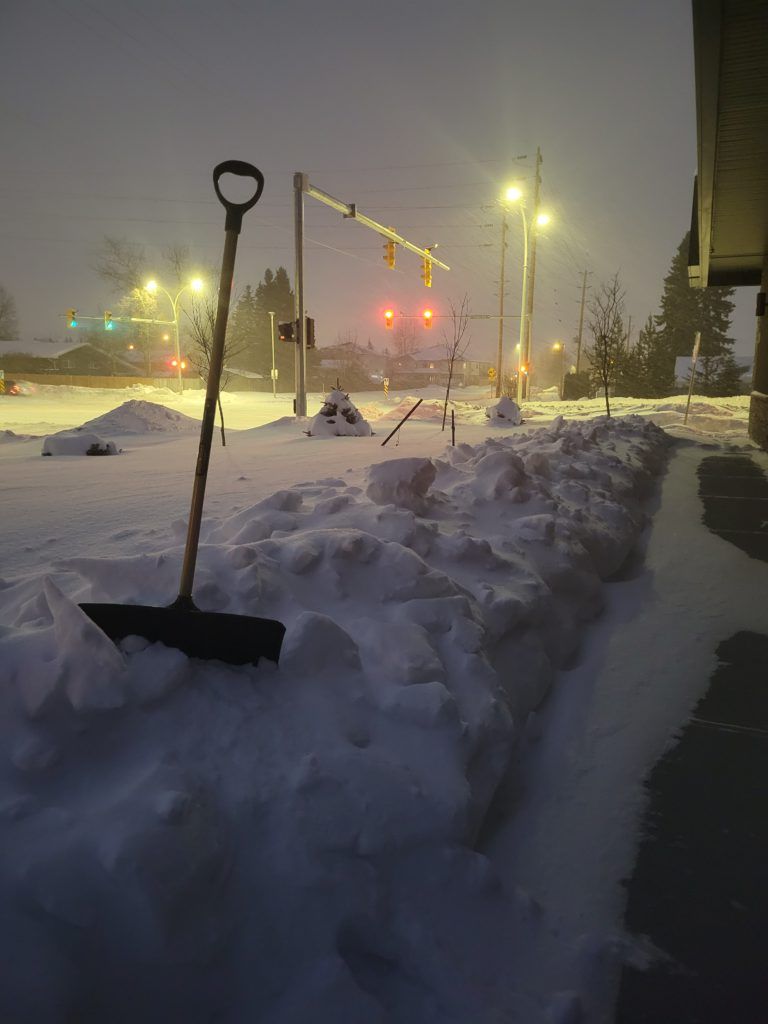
[81,161,285,666]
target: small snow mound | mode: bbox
[366,458,436,512]
[82,399,200,434]
[1,429,35,443]
[41,431,118,457]
[280,611,361,674]
[307,390,372,437]
[485,396,522,425]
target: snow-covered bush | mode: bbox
[307,389,372,437]
[485,395,522,425]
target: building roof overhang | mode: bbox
[689,0,768,288]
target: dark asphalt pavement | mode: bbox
[616,452,768,1023]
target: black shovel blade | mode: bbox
[80,602,285,666]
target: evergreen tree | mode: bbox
[619,315,675,397]
[227,285,261,365]
[250,267,296,389]
[656,232,739,394]
[0,284,19,340]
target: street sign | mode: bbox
[488,367,497,380]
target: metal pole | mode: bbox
[495,212,508,398]
[523,147,542,398]
[684,331,701,425]
[294,172,307,417]
[381,398,423,446]
[172,294,183,393]
[516,209,530,406]
[576,269,588,373]
[268,310,276,398]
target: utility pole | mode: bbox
[522,147,542,398]
[495,212,508,398]
[293,172,307,417]
[575,269,588,373]
[268,311,277,398]
[626,314,633,353]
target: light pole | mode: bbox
[501,186,551,405]
[268,310,277,398]
[552,341,566,399]
[145,277,204,392]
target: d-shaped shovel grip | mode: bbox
[213,160,265,234]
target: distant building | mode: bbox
[0,339,135,375]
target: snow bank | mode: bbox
[81,399,200,434]
[0,416,670,1022]
[41,430,118,456]
[307,389,372,437]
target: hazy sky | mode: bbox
[0,0,756,362]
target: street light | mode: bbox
[145,277,204,392]
[552,341,565,399]
[268,311,277,398]
[500,187,552,404]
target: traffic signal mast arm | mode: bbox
[301,178,450,273]
[61,312,175,325]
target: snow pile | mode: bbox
[307,389,372,436]
[0,416,670,1021]
[41,430,119,456]
[0,429,36,444]
[485,395,523,425]
[81,399,200,434]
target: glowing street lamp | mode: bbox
[144,277,205,391]
[499,186,553,403]
[552,341,566,399]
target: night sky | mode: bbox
[0,0,755,361]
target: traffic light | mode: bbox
[423,309,433,329]
[104,311,114,330]
[421,257,432,288]
[67,308,78,328]
[305,316,315,349]
[278,320,295,342]
[384,309,394,329]
[383,236,396,269]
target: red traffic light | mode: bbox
[384,309,394,329]
[423,309,433,328]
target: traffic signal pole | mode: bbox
[292,171,451,418]
[293,173,308,417]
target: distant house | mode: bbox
[674,354,753,387]
[403,344,493,386]
[0,339,135,375]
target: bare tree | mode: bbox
[441,295,472,430]
[0,284,19,340]
[184,296,248,446]
[93,237,147,294]
[393,316,419,357]
[587,273,626,417]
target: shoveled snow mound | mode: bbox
[0,416,670,1022]
[307,389,372,436]
[41,430,118,456]
[81,399,200,434]
[486,395,523,425]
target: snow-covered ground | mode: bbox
[0,383,762,1022]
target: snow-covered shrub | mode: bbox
[485,396,522,425]
[307,389,372,437]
